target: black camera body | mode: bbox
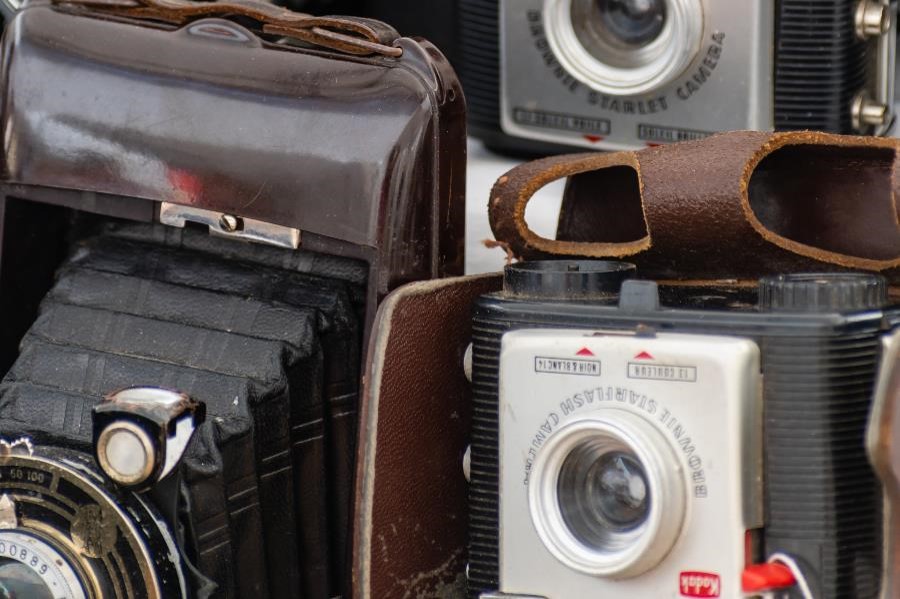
[469,261,897,598]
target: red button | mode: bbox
[742,563,796,592]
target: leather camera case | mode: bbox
[489,130,900,287]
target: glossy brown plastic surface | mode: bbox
[1,2,466,293]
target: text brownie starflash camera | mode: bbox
[468,260,899,598]
[459,0,898,155]
[0,0,465,596]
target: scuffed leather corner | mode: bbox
[354,273,502,599]
[489,130,900,283]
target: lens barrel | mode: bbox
[588,0,668,50]
[528,410,686,578]
[543,0,703,96]
[0,557,57,599]
[558,445,652,546]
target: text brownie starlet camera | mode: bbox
[460,0,898,154]
[468,261,899,598]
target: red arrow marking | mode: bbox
[583,135,604,143]
[576,347,595,357]
[634,351,654,360]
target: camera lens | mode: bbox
[559,447,650,544]
[528,412,686,577]
[544,0,702,95]
[593,0,667,48]
[0,559,54,599]
[570,0,669,67]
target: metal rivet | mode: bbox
[219,214,242,232]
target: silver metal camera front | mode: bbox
[528,411,685,578]
[543,0,704,97]
[501,0,773,150]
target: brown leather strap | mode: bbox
[489,130,900,283]
[52,0,403,56]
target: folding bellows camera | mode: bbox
[0,1,465,597]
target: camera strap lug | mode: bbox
[160,202,302,249]
[852,0,897,133]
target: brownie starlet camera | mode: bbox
[468,261,898,598]
[461,0,898,154]
[0,0,465,596]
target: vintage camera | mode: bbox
[0,223,369,598]
[0,0,465,596]
[468,260,898,598]
[460,0,899,155]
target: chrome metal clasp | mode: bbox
[160,202,301,249]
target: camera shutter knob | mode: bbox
[93,387,205,491]
[97,422,157,486]
[759,273,887,312]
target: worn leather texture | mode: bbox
[489,131,900,284]
[353,273,502,598]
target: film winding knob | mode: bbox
[759,273,887,312]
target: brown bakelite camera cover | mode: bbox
[0,0,466,339]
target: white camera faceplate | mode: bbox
[500,0,774,151]
[498,329,761,598]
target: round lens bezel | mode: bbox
[543,0,704,96]
[0,530,89,599]
[0,450,181,599]
[528,410,687,578]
